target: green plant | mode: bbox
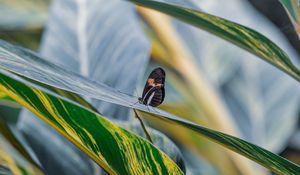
[0,0,299,175]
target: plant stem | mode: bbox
[133,109,153,143]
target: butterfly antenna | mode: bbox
[133,109,153,143]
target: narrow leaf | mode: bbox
[128,0,300,82]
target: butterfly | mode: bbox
[138,67,165,107]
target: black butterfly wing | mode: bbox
[142,86,165,107]
[141,84,152,99]
[150,86,165,107]
[141,67,166,107]
[148,67,165,84]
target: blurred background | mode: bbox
[0,0,299,175]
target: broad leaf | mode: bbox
[128,0,300,82]
[0,70,183,175]
[0,40,299,174]
[39,0,149,119]
[18,109,185,175]
[18,1,150,173]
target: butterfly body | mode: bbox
[139,67,165,107]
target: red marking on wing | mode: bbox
[147,78,155,87]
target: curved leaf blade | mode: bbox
[0,40,299,174]
[128,0,300,82]
[142,112,300,175]
[0,70,183,175]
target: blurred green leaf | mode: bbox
[0,0,49,50]
[0,40,299,175]
[280,0,300,38]
[0,91,20,124]
[0,70,183,175]
[0,30,42,51]
[128,0,300,82]
[0,0,49,30]
[0,120,44,175]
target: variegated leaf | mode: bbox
[0,70,183,175]
[0,40,299,175]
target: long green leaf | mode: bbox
[0,41,299,174]
[140,112,300,175]
[0,70,183,175]
[128,0,300,82]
